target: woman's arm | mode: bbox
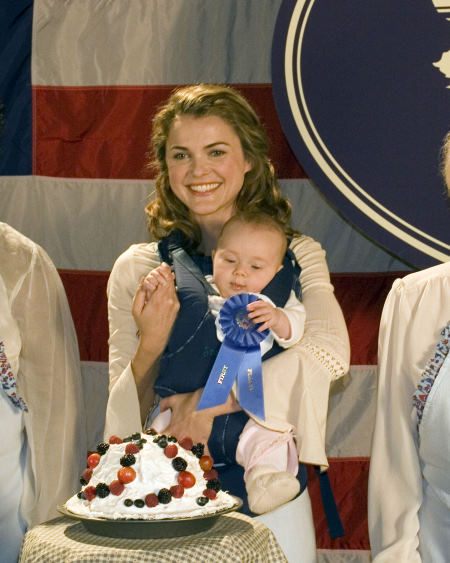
[131,265,180,421]
[291,235,350,379]
[105,243,171,437]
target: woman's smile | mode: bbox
[188,182,221,193]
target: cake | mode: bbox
[65,430,238,520]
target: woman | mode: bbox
[368,132,450,562]
[104,84,350,560]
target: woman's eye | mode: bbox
[210,149,225,157]
[173,152,187,160]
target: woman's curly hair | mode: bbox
[145,84,297,249]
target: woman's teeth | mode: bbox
[189,183,220,192]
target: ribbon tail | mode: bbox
[237,347,265,420]
[197,340,245,411]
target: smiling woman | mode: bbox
[166,114,251,249]
[104,84,350,561]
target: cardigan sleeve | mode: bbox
[104,242,161,438]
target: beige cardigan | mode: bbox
[104,235,350,468]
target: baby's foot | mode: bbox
[246,464,300,515]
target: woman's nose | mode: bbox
[190,156,210,176]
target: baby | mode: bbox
[145,212,305,514]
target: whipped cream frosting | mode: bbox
[65,433,238,520]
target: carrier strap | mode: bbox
[314,466,344,539]
[158,233,218,296]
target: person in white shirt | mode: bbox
[0,223,87,563]
[145,211,306,514]
[368,132,450,562]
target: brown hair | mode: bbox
[217,211,288,263]
[145,84,296,248]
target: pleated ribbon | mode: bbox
[197,294,268,419]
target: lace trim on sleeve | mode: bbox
[303,338,348,379]
[412,321,450,428]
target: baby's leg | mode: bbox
[236,419,300,514]
[148,408,172,433]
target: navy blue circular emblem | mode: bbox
[219,293,269,348]
[272,0,450,268]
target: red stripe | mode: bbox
[59,269,109,362]
[59,269,406,364]
[307,458,370,550]
[332,272,407,365]
[33,85,306,179]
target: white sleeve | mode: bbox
[104,243,161,439]
[368,269,450,562]
[272,290,305,348]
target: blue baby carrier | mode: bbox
[153,231,301,511]
[155,231,343,536]
[155,231,301,459]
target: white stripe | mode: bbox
[327,366,377,458]
[81,361,108,450]
[0,176,409,272]
[317,549,371,562]
[0,176,151,271]
[80,361,377,458]
[32,0,281,86]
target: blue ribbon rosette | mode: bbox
[197,293,269,419]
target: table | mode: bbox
[19,512,287,562]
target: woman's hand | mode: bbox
[131,263,180,423]
[160,389,242,455]
[132,263,179,357]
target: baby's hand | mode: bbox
[141,262,174,300]
[246,299,291,340]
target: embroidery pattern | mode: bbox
[303,339,348,379]
[413,322,450,427]
[0,340,28,411]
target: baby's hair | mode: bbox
[218,211,288,263]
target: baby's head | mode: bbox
[212,212,287,298]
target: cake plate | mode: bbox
[58,496,242,539]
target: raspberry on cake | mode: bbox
[65,431,238,520]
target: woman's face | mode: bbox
[166,115,251,225]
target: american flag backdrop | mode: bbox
[0,1,417,561]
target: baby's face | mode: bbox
[212,223,285,298]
